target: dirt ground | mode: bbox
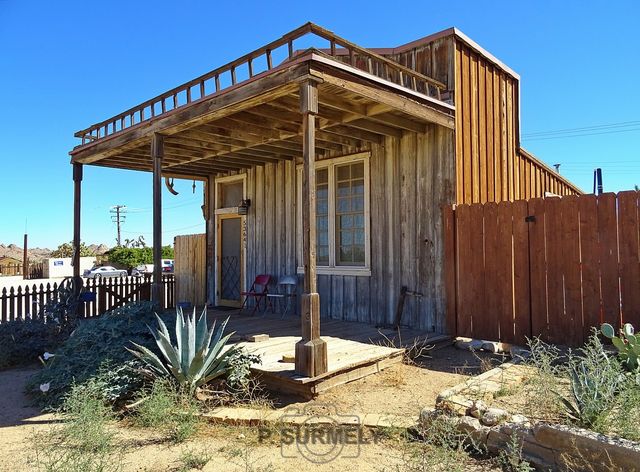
[0,347,502,471]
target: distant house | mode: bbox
[0,256,22,276]
[68,24,581,376]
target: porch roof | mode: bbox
[69,23,455,178]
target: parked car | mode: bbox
[162,260,174,273]
[132,264,153,277]
[84,266,128,279]
[132,260,174,276]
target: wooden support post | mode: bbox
[22,234,28,280]
[206,174,216,306]
[151,134,164,304]
[72,163,83,292]
[295,79,328,377]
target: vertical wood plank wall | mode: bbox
[453,41,581,203]
[445,191,640,347]
[174,234,207,306]
[238,127,454,332]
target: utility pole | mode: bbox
[110,205,127,246]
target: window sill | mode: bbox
[297,266,371,277]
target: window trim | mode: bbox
[296,152,371,277]
[214,174,247,214]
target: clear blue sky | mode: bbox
[1,0,638,249]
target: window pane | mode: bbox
[351,163,364,178]
[335,162,366,266]
[316,170,329,267]
[220,181,243,208]
[336,165,350,181]
[340,215,353,229]
[317,168,328,184]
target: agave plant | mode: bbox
[601,322,640,371]
[127,307,240,392]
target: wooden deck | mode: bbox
[208,309,448,397]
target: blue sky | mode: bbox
[1,0,638,249]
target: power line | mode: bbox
[110,205,127,246]
[523,126,640,141]
[523,120,640,137]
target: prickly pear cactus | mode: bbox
[601,323,640,371]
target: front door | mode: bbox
[217,215,243,307]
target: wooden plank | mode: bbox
[443,204,457,336]
[528,198,548,339]
[454,45,464,204]
[478,60,487,204]
[496,201,514,342]
[579,194,600,340]
[512,199,531,344]
[470,53,479,203]
[544,197,564,344]
[597,193,621,328]
[618,191,640,326]
[461,49,472,204]
[469,203,486,339]
[485,65,495,203]
[560,195,583,346]
[482,202,499,341]
[455,203,473,337]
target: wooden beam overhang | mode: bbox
[70,53,455,176]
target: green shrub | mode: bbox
[133,380,201,443]
[106,245,173,268]
[28,302,163,408]
[128,308,243,393]
[31,380,122,472]
[601,322,640,371]
[0,319,69,370]
[560,332,625,429]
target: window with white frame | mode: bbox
[297,152,371,276]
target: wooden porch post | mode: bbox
[295,79,328,377]
[151,134,164,304]
[72,163,83,291]
[206,174,216,306]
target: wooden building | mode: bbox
[69,23,580,379]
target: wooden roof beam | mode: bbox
[313,70,455,129]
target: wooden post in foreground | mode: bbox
[206,174,216,306]
[72,163,83,290]
[22,234,28,280]
[295,79,328,377]
[151,134,164,305]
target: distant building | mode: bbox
[0,256,23,276]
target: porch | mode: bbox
[210,308,446,397]
[69,22,456,381]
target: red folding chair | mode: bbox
[240,274,271,315]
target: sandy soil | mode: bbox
[0,347,501,471]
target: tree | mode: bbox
[106,245,174,268]
[51,242,94,258]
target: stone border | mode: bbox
[430,361,640,471]
[201,406,416,430]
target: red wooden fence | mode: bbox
[444,191,640,347]
[0,275,175,323]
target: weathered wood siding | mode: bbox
[238,127,454,332]
[174,233,207,306]
[454,40,581,203]
[517,148,580,198]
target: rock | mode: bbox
[481,407,509,426]
[419,407,440,424]
[509,414,530,425]
[509,345,531,361]
[455,339,484,351]
[481,341,501,353]
[466,400,488,419]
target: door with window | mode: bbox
[215,177,246,307]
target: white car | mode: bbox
[84,266,127,279]
[132,264,153,277]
